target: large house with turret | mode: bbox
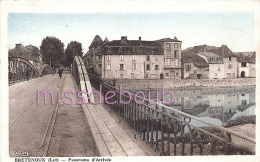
[84,35,183,79]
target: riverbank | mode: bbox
[113,78,255,89]
[224,115,256,128]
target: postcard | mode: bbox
[0,0,259,162]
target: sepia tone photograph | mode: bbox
[1,0,259,162]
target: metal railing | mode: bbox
[8,56,39,84]
[87,72,255,156]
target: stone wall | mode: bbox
[113,78,256,90]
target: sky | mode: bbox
[8,13,254,54]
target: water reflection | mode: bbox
[140,87,255,126]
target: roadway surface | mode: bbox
[9,74,99,157]
[9,73,148,157]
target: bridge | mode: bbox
[9,56,255,157]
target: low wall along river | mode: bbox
[113,78,256,90]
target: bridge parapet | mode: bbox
[71,56,94,103]
[87,73,255,155]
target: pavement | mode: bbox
[9,74,98,157]
[9,73,147,157]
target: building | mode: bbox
[84,35,183,79]
[101,36,164,79]
[236,52,256,78]
[156,37,182,79]
[210,45,237,79]
[83,35,104,76]
[181,51,209,79]
[197,52,224,79]
[183,44,239,79]
[8,43,42,70]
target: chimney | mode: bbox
[139,37,142,46]
[204,44,207,52]
[121,36,127,43]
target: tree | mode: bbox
[64,41,83,67]
[40,36,64,67]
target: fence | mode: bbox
[87,73,255,155]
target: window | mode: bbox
[120,64,125,71]
[174,50,178,58]
[241,100,247,106]
[146,64,150,70]
[98,56,102,61]
[186,64,191,71]
[166,73,169,77]
[174,43,178,48]
[152,47,155,53]
[132,55,136,61]
[166,57,171,65]
[229,57,232,61]
[108,47,111,52]
[132,47,135,52]
[106,64,111,71]
[174,59,179,66]
[155,65,159,70]
[186,101,191,108]
[132,63,136,70]
[176,72,179,77]
[120,74,123,78]
[120,55,124,61]
[146,55,150,61]
[204,101,210,106]
[227,73,231,78]
[119,47,122,52]
[228,64,232,69]
[166,43,170,50]
[106,55,111,61]
[131,73,135,78]
[241,62,247,67]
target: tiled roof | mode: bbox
[236,53,256,63]
[89,35,104,49]
[210,45,235,57]
[182,51,209,67]
[101,39,163,55]
[157,36,182,42]
[198,52,224,64]
[104,40,162,47]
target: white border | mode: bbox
[1,0,259,162]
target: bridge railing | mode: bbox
[87,72,255,156]
[8,57,39,84]
[71,56,93,103]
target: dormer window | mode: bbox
[108,47,111,52]
[132,47,135,52]
[152,47,155,53]
[119,47,122,52]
